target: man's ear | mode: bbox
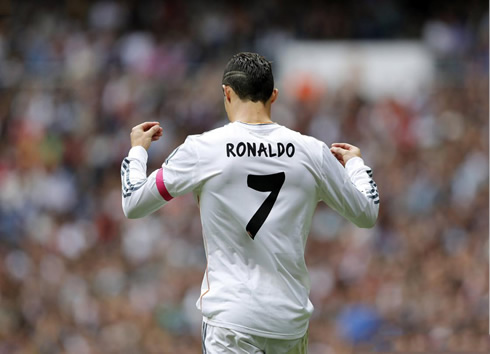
[270,88,279,104]
[223,85,232,103]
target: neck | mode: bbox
[229,101,273,124]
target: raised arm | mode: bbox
[121,122,169,219]
[319,142,379,228]
[121,122,202,219]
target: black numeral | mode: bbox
[246,172,285,239]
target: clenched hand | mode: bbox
[130,122,163,150]
[330,143,362,166]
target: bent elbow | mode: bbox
[356,216,377,229]
[353,206,379,229]
[124,210,139,219]
[122,203,143,219]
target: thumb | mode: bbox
[147,125,161,136]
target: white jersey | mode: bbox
[121,121,379,339]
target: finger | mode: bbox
[145,124,160,136]
[151,128,163,141]
[151,126,163,135]
[330,147,346,155]
[142,122,160,131]
[132,121,159,133]
[145,125,162,138]
[140,121,160,131]
[331,143,354,150]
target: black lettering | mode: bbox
[268,144,277,157]
[236,142,246,156]
[277,143,285,157]
[226,143,236,157]
[227,142,295,158]
[247,142,257,157]
[258,143,268,157]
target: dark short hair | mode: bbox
[222,52,274,104]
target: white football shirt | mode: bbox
[121,121,379,339]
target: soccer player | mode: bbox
[121,52,379,353]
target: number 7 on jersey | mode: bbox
[246,172,285,239]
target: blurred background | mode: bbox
[0,0,488,353]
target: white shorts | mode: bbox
[201,322,308,354]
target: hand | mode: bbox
[330,143,362,166]
[130,122,163,150]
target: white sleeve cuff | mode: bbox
[345,156,365,176]
[128,146,148,163]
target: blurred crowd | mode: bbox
[0,0,488,353]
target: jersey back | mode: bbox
[123,120,379,339]
[163,122,325,339]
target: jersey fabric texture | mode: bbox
[121,121,379,340]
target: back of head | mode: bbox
[222,52,274,104]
